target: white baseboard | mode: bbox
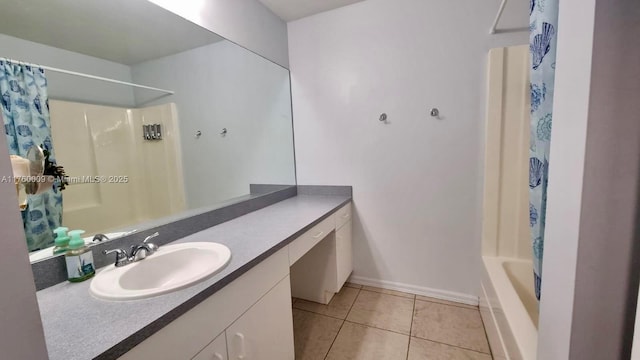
[348,275,479,306]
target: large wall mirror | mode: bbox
[0,0,296,263]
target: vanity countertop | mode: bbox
[36,194,351,360]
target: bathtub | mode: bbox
[480,257,538,360]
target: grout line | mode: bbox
[337,319,490,356]
[359,287,416,300]
[477,307,494,357]
[323,288,361,360]
[406,295,416,360]
[414,297,479,310]
[357,286,479,309]
[293,307,347,322]
[344,283,362,290]
[343,320,411,337]
[409,335,493,356]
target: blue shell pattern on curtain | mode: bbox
[0,60,62,251]
[529,0,558,301]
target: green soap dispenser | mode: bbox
[52,227,70,255]
[65,230,95,282]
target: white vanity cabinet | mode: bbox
[192,277,294,360]
[335,211,353,291]
[290,202,353,303]
[192,333,227,360]
[119,201,351,360]
[119,248,292,360]
[226,278,294,360]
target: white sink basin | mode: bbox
[90,242,231,301]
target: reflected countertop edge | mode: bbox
[36,192,352,360]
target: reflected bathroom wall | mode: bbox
[0,34,136,107]
[131,41,295,208]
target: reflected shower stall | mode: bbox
[49,100,185,235]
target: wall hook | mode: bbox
[379,113,388,122]
[220,128,228,136]
[195,130,202,139]
[430,108,440,118]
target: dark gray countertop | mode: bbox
[36,194,351,360]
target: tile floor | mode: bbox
[292,283,492,360]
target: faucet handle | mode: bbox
[103,248,132,267]
[143,232,160,254]
[93,233,110,242]
[143,232,159,244]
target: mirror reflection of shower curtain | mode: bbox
[529,0,558,301]
[0,60,62,251]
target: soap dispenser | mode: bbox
[52,227,70,255]
[65,230,95,282]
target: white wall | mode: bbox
[289,0,528,298]
[0,34,135,107]
[148,0,289,69]
[131,41,295,209]
[0,112,48,359]
[539,0,640,358]
[534,1,594,357]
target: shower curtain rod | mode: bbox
[1,57,175,95]
[489,0,508,34]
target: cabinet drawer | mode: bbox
[289,215,335,265]
[335,202,352,229]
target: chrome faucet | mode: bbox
[103,248,132,267]
[130,243,153,261]
[104,232,160,267]
[142,232,160,253]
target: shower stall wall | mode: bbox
[49,100,185,236]
[480,45,537,360]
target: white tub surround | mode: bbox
[480,45,537,360]
[481,257,537,360]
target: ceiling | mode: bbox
[0,0,224,65]
[258,0,366,22]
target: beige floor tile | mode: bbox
[326,322,409,360]
[293,309,343,360]
[346,290,414,334]
[412,300,490,354]
[408,337,492,360]
[345,282,362,289]
[294,286,359,319]
[416,295,478,310]
[362,285,415,299]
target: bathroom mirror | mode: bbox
[0,0,296,261]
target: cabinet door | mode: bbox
[226,276,294,360]
[192,332,227,360]
[336,220,353,290]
